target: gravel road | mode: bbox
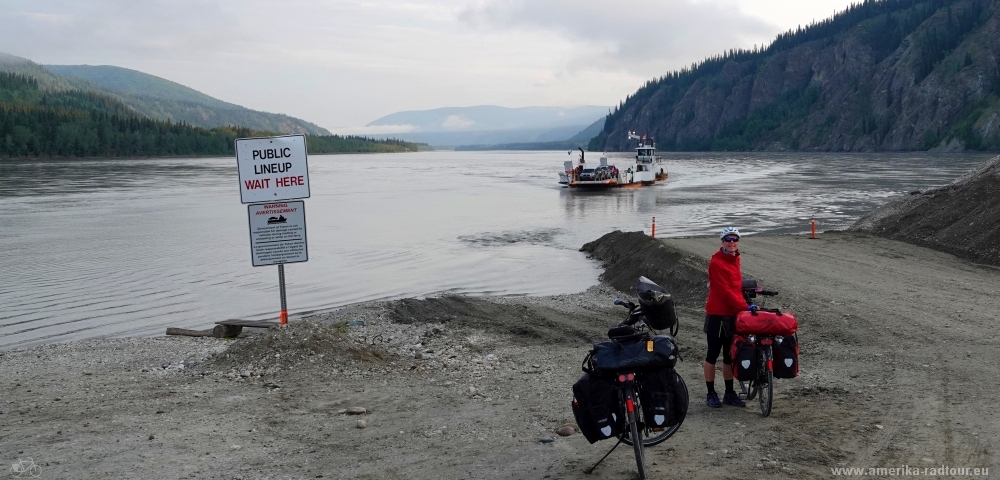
[1,232,997,479]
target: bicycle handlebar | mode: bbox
[743,287,778,296]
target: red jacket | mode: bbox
[705,249,749,316]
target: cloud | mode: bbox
[442,114,476,129]
[0,0,858,130]
[0,1,252,63]
[329,124,419,136]
[458,0,776,76]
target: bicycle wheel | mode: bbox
[629,409,647,479]
[621,371,686,447]
[758,348,773,417]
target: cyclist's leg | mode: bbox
[704,336,723,402]
[703,314,722,378]
[720,333,734,382]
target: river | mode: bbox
[0,151,992,349]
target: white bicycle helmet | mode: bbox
[719,226,741,239]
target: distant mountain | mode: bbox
[0,68,423,158]
[43,64,331,135]
[367,105,608,147]
[454,117,607,151]
[0,53,330,135]
[566,117,606,143]
[0,52,80,90]
[590,0,1000,152]
[44,64,237,108]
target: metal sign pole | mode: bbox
[278,264,288,325]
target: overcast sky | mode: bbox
[0,0,858,134]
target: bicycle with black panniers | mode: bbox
[732,279,800,417]
[572,277,689,480]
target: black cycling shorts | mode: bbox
[704,314,736,365]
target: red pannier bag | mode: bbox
[735,309,798,336]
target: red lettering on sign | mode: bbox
[244,178,272,190]
[274,176,304,187]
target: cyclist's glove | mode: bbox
[748,304,759,311]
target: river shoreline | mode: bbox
[2,231,998,479]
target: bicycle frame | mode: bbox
[739,334,776,416]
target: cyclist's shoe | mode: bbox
[722,390,746,407]
[706,392,722,408]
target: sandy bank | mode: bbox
[851,154,1000,266]
[1,232,998,479]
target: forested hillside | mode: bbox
[43,64,331,135]
[0,73,424,158]
[590,0,1000,152]
[0,53,330,136]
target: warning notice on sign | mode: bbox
[248,201,308,266]
[236,135,310,204]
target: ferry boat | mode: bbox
[558,132,667,188]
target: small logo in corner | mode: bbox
[10,458,41,478]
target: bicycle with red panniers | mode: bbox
[731,279,799,417]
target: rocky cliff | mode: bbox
[591,0,1000,152]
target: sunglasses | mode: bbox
[722,237,740,243]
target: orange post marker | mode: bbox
[651,216,656,238]
[279,310,288,325]
[810,217,817,239]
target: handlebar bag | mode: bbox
[730,335,758,381]
[636,276,678,331]
[589,335,677,377]
[735,310,798,336]
[772,334,799,379]
[571,373,624,443]
[637,368,688,428]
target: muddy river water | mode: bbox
[0,151,991,349]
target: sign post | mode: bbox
[236,135,311,325]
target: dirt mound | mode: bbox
[387,295,613,346]
[850,155,1000,266]
[580,230,708,304]
[208,320,385,374]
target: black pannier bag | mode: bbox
[637,368,688,428]
[773,334,799,379]
[572,373,624,443]
[636,276,678,332]
[589,335,677,377]
[731,334,757,381]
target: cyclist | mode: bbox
[703,226,752,408]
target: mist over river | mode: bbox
[1,151,992,349]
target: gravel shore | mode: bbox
[2,231,998,479]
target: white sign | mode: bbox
[248,201,308,266]
[236,135,310,204]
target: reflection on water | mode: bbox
[0,151,992,349]
[0,158,231,198]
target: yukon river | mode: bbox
[0,151,991,349]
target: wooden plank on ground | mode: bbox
[166,328,215,337]
[216,319,279,328]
